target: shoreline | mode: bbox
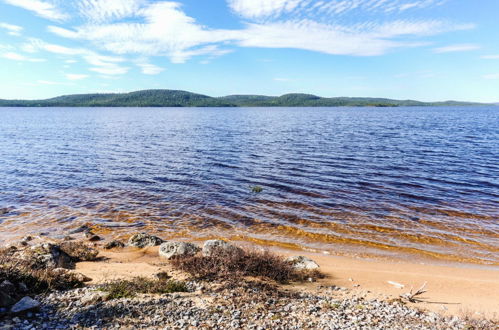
[74,241,499,320]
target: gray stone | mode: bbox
[0,281,16,295]
[202,240,242,257]
[10,297,40,314]
[22,244,74,269]
[103,240,125,250]
[128,233,164,248]
[286,256,320,270]
[159,242,200,260]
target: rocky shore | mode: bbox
[0,231,497,329]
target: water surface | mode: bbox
[0,107,498,265]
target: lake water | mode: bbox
[0,107,498,265]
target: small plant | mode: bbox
[250,185,263,193]
[99,277,188,300]
[170,247,323,284]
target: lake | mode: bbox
[0,106,497,265]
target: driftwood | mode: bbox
[400,282,427,303]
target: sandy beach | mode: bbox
[76,243,499,320]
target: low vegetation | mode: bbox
[99,277,188,299]
[59,241,100,262]
[0,253,84,294]
[170,247,323,284]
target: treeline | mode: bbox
[0,89,487,107]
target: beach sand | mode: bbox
[76,245,499,320]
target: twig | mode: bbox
[400,282,427,303]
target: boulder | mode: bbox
[159,242,200,260]
[103,240,125,250]
[22,244,74,269]
[202,240,242,257]
[128,233,164,248]
[10,297,40,314]
[286,256,320,270]
[52,268,92,283]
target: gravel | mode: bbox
[0,281,495,329]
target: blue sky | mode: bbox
[0,0,498,102]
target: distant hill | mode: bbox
[0,89,489,107]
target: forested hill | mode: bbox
[0,89,487,107]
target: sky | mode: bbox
[0,0,498,102]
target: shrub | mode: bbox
[59,241,99,261]
[170,247,323,284]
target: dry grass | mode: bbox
[0,256,85,294]
[59,241,99,262]
[170,247,323,284]
[99,277,188,299]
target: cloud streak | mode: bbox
[2,0,68,21]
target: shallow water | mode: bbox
[0,106,498,264]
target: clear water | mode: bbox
[0,107,498,264]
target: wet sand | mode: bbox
[76,245,499,320]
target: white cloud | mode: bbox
[483,73,499,80]
[77,0,145,22]
[433,44,480,53]
[22,38,129,75]
[2,0,68,21]
[238,20,469,56]
[49,2,238,63]
[136,62,164,75]
[481,55,499,60]
[89,65,129,75]
[0,22,23,36]
[228,0,303,19]
[1,51,45,61]
[65,73,89,80]
[44,1,473,63]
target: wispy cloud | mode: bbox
[1,51,45,62]
[483,73,499,80]
[77,0,145,22]
[481,55,499,60]
[228,0,302,19]
[2,0,68,21]
[0,22,23,36]
[22,38,129,75]
[433,44,480,53]
[136,62,164,75]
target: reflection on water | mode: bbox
[0,106,498,265]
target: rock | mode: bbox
[86,234,101,242]
[68,225,90,235]
[159,242,200,260]
[286,256,320,270]
[17,283,28,293]
[52,268,92,283]
[0,290,17,308]
[80,291,110,306]
[154,272,172,281]
[0,281,16,295]
[10,297,40,314]
[103,240,125,250]
[128,233,164,248]
[202,240,242,257]
[21,244,74,269]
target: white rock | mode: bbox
[286,256,320,270]
[159,242,200,260]
[10,297,40,314]
[202,240,242,257]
